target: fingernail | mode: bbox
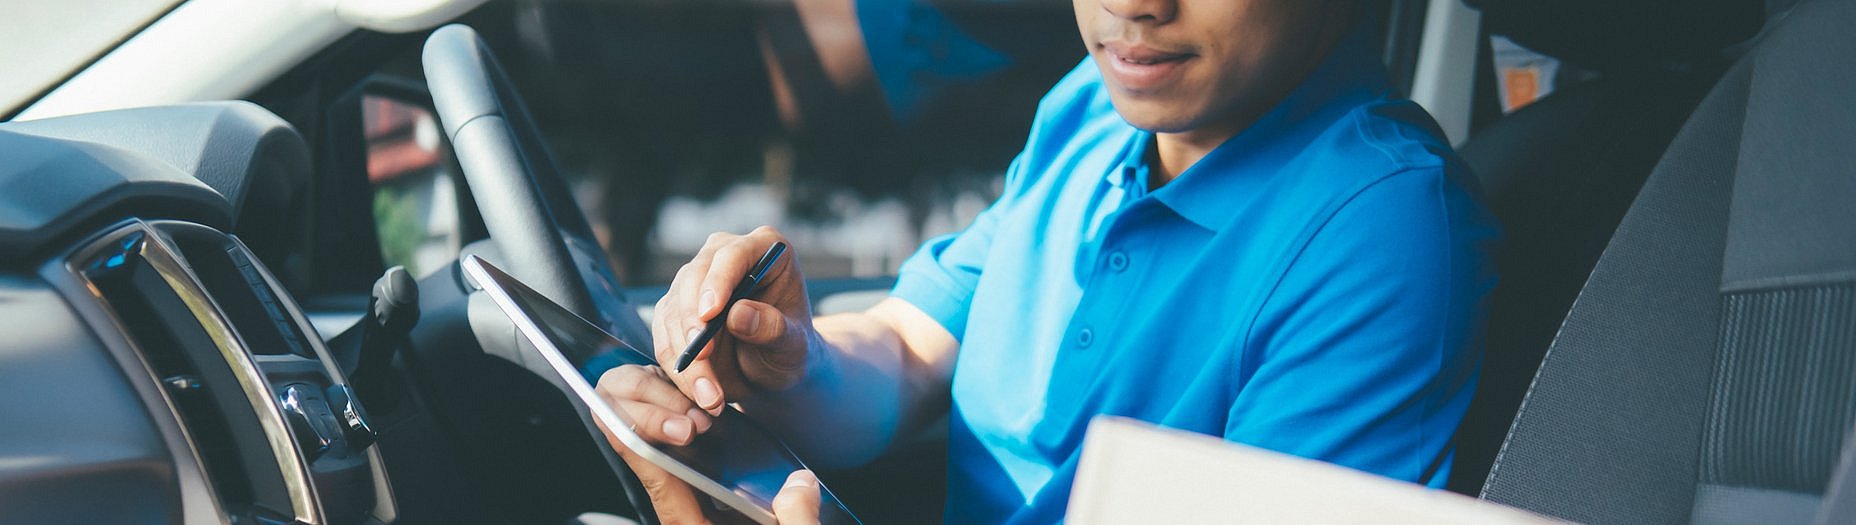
[687,408,713,433]
[694,377,721,408]
[663,417,692,444]
[738,307,760,335]
[699,288,717,313]
[686,327,702,346]
[784,470,817,489]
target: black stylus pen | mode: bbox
[674,242,788,373]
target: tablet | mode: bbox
[461,255,860,524]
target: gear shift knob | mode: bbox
[370,265,420,334]
[353,266,418,413]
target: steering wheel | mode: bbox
[420,23,659,521]
[421,24,645,338]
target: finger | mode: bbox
[654,320,731,416]
[617,399,701,446]
[596,366,713,433]
[594,414,713,525]
[726,300,811,388]
[659,229,738,363]
[619,452,710,525]
[698,231,742,259]
[672,352,731,415]
[771,470,822,525]
[744,225,798,284]
[651,300,677,365]
[657,261,711,365]
[698,240,763,320]
[654,317,727,420]
[653,314,719,415]
[655,319,734,416]
[688,232,745,318]
[698,226,792,320]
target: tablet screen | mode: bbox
[463,256,857,523]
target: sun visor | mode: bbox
[337,0,491,34]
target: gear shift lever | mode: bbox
[351,266,419,413]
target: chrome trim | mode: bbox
[137,225,324,525]
[61,220,323,525]
[167,221,398,522]
[278,384,331,456]
[43,222,230,525]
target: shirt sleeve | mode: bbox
[889,155,1024,341]
[1223,166,1498,486]
[853,0,1009,122]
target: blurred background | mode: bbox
[364,0,1081,287]
[355,0,1577,287]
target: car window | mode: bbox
[1489,35,1598,114]
[365,95,462,279]
[1,0,181,117]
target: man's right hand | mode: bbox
[653,226,819,414]
[596,225,962,523]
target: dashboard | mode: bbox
[0,104,392,524]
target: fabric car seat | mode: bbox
[1446,0,1766,494]
[1475,0,1856,522]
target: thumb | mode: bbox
[771,470,822,525]
[725,300,811,378]
[726,299,804,348]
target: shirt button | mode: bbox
[1107,252,1130,272]
[1077,328,1095,348]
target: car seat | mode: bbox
[1474,0,1856,521]
[1446,0,1767,494]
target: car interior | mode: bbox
[1446,0,1768,496]
[1,0,1852,523]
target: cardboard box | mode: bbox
[1068,417,1569,524]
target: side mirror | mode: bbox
[314,76,482,294]
[359,83,463,279]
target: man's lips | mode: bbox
[1100,41,1195,92]
[1104,42,1194,64]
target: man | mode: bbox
[597,0,1498,522]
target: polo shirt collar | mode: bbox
[1124,25,1392,231]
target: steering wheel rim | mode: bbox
[420,23,659,522]
[420,24,641,334]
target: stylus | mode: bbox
[674,242,788,373]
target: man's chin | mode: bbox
[1104,93,1205,133]
[1114,109,1200,134]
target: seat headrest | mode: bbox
[1464,0,1766,74]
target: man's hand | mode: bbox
[596,225,957,519]
[772,470,824,525]
[593,364,822,524]
[654,226,818,414]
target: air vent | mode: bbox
[163,226,314,357]
[80,231,301,523]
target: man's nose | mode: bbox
[1099,0,1178,24]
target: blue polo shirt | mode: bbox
[890,28,1499,524]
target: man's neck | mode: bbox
[1148,116,1251,190]
[1145,11,1357,190]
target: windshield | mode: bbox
[0,0,181,118]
